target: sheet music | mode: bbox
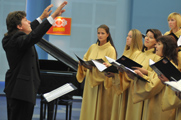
[177,36,181,46]
[105,56,121,66]
[164,80,181,92]
[43,83,77,102]
[92,60,107,72]
[105,56,148,82]
[149,59,155,65]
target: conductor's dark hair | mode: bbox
[5,11,26,37]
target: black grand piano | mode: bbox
[37,38,83,120]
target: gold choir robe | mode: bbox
[164,29,181,38]
[164,30,181,51]
[76,41,116,120]
[161,52,181,120]
[119,48,160,120]
[162,87,181,120]
[132,61,177,120]
[178,52,181,71]
[110,49,141,120]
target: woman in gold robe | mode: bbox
[117,29,162,120]
[76,24,117,120]
[131,36,178,120]
[164,12,181,38]
[162,84,181,120]
[159,51,181,120]
[163,12,181,120]
[105,29,143,120]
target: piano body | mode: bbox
[37,38,83,119]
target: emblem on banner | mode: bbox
[47,17,71,35]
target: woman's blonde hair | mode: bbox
[168,12,181,29]
[125,29,143,53]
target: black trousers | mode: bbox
[6,97,34,120]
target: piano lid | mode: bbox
[36,38,78,71]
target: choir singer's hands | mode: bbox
[175,91,181,100]
[103,62,115,77]
[158,74,169,84]
[78,61,92,71]
[117,66,124,73]
[134,70,143,77]
[104,72,115,78]
[125,69,135,80]
[132,67,148,75]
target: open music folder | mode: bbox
[164,80,181,92]
[91,59,118,73]
[149,58,181,81]
[149,58,181,92]
[43,83,77,102]
[105,55,142,69]
[105,56,148,82]
[74,53,104,66]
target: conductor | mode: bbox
[2,1,68,120]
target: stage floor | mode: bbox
[0,81,82,120]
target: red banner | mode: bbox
[46,17,71,35]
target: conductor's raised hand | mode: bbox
[40,4,53,20]
[51,1,68,19]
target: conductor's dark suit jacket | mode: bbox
[2,19,52,105]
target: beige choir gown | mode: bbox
[132,61,177,120]
[162,86,181,120]
[110,49,141,120]
[76,41,116,120]
[178,52,181,72]
[161,52,181,120]
[164,30,181,51]
[164,29,181,38]
[118,48,160,120]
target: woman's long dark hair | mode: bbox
[96,24,117,58]
[142,29,162,52]
[156,35,178,65]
